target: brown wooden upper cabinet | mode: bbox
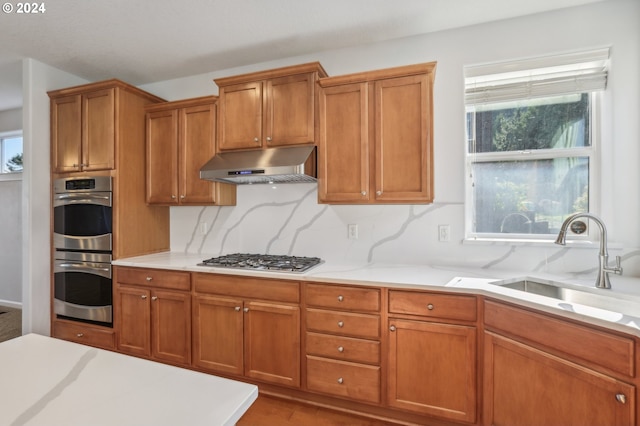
[50,87,116,173]
[145,96,236,206]
[214,62,328,151]
[317,62,436,204]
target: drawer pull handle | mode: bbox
[427,303,434,310]
[337,377,344,384]
[146,276,153,281]
[76,333,84,338]
[337,295,344,302]
[389,325,396,332]
[337,346,344,353]
[337,321,344,328]
[616,394,627,404]
[235,306,241,312]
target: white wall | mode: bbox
[0,107,23,307]
[0,108,22,132]
[141,0,640,279]
[22,59,88,334]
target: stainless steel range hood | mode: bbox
[199,145,317,184]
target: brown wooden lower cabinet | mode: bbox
[192,275,301,388]
[52,319,115,350]
[102,270,640,426]
[114,267,192,366]
[484,331,635,426]
[387,318,477,424]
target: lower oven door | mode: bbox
[53,252,113,326]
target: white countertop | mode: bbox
[0,334,258,426]
[113,252,640,336]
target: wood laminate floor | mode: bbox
[237,394,397,426]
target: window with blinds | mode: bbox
[464,48,609,240]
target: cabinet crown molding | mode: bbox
[214,62,328,87]
[317,61,437,87]
[47,78,165,103]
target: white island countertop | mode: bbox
[0,334,258,426]
[113,251,640,336]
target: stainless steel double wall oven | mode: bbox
[53,176,113,326]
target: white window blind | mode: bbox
[464,48,610,105]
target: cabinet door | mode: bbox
[179,104,217,204]
[151,289,191,366]
[51,95,82,173]
[317,82,370,203]
[116,285,151,357]
[82,88,115,171]
[244,301,300,388]
[217,82,263,151]
[265,73,315,147]
[146,109,179,204]
[388,318,476,423]
[484,332,634,426]
[192,295,244,375]
[375,74,432,202]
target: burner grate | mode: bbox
[199,253,322,273]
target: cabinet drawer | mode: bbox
[307,356,380,403]
[306,332,380,365]
[485,300,635,378]
[116,267,190,291]
[194,273,299,303]
[306,308,380,339]
[53,321,115,350]
[389,290,477,322]
[306,283,380,312]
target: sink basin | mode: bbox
[490,278,640,318]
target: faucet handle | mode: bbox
[614,255,623,274]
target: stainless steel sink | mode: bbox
[490,278,640,318]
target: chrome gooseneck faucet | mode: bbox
[554,212,623,289]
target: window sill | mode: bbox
[0,173,23,182]
[463,237,597,248]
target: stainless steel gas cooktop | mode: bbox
[198,253,323,273]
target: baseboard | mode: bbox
[0,300,22,310]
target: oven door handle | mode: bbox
[54,193,112,207]
[54,262,112,279]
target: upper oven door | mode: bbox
[53,190,113,251]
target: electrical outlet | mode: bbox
[348,224,359,240]
[438,225,450,242]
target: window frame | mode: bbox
[0,131,24,181]
[464,92,601,243]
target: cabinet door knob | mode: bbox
[337,295,344,302]
[141,295,147,299]
[254,137,259,142]
[337,346,344,353]
[376,190,382,196]
[266,137,272,142]
[337,377,344,384]
[616,394,627,404]
[234,306,241,312]
[171,195,176,199]
[427,303,434,310]
[151,296,158,301]
[337,321,344,328]
[361,191,366,196]
[146,276,153,281]
[243,307,249,313]
[389,325,396,332]
[180,195,185,199]
[76,333,84,338]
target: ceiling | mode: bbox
[0,0,608,112]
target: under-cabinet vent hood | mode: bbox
[199,145,317,185]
